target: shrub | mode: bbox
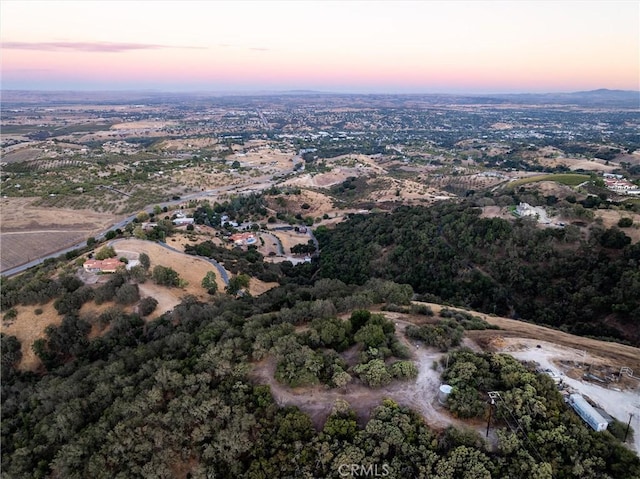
[152,265,181,287]
[138,296,158,317]
[389,360,419,380]
[618,217,633,228]
[95,246,116,260]
[353,359,392,387]
[410,303,434,316]
[115,283,140,305]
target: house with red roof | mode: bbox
[83,257,124,273]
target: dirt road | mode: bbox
[249,318,488,439]
[494,338,640,454]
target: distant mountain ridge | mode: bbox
[2,88,638,108]
[470,89,639,108]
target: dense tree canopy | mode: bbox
[317,203,640,344]
[2,201,639,478]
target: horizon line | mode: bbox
[2,87,639,96]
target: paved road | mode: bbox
[107,237,230,286]
[155,241,229,285]
[1,240,89,277]
[1,153,302,278]
[0,174,280,277]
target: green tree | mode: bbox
[354,323,386,348]
[226,274,250,295]
[353,359,391,387]
[132,226,147,240]
[350,309,371,332]
[201,271,218,294]
[618,217,633,228]
[139,252,151,270]
[152,265,180,287]
[115,283,140,305]
[1,334,22,378]
[95,246,116,260]
[389,360,418,380]
[138,296,158,316]
[136,211,150,222]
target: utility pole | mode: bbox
[624,413,634,443]
[486,399,494,437]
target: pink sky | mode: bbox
[1,1,638,93]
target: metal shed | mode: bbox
[569,394,609,432]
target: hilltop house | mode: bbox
[229,232,257,246]
[516,202,537,217]
[83,258,124,273]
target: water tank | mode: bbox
[438,384,453,405]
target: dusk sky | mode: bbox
[1,0,638,94]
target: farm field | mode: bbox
[507,173,591,189]
[0,197,119,272]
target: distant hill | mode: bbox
[466,89,640,108]
[2,88,638,108]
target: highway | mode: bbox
[1,173,281,277]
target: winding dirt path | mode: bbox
[249,317,486,437]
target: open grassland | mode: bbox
[507,173,591,189]
[1,301,61,371]
[110,239,224,302]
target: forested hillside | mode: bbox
[3,285,639,478]
[2,202,640,478]
[316,203,640,344]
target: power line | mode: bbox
[490,392,556,479]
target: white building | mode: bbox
[516,202,537,217]
[569,394,609,432]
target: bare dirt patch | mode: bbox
[286,172,348,188]
[1,197,118,230]
[155,137,219,151]
[110,121,174,130]
[593,209,640,243]
[417,302,640,373]
[250,317,488,437]
[1,231,89,271]
[1,147,43,163]
[248,277,278,296]
[271,229,315,254]
[490,337,640,453]
[1,301,60,371]
[138,282,183,320]
[528,180,580,199]
[535,155,615,172]
[480,205,511,220]
[230,141,297,170]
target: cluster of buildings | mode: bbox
[515,202,552,225]
[603,173,640,195]
[229,232,257,246]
